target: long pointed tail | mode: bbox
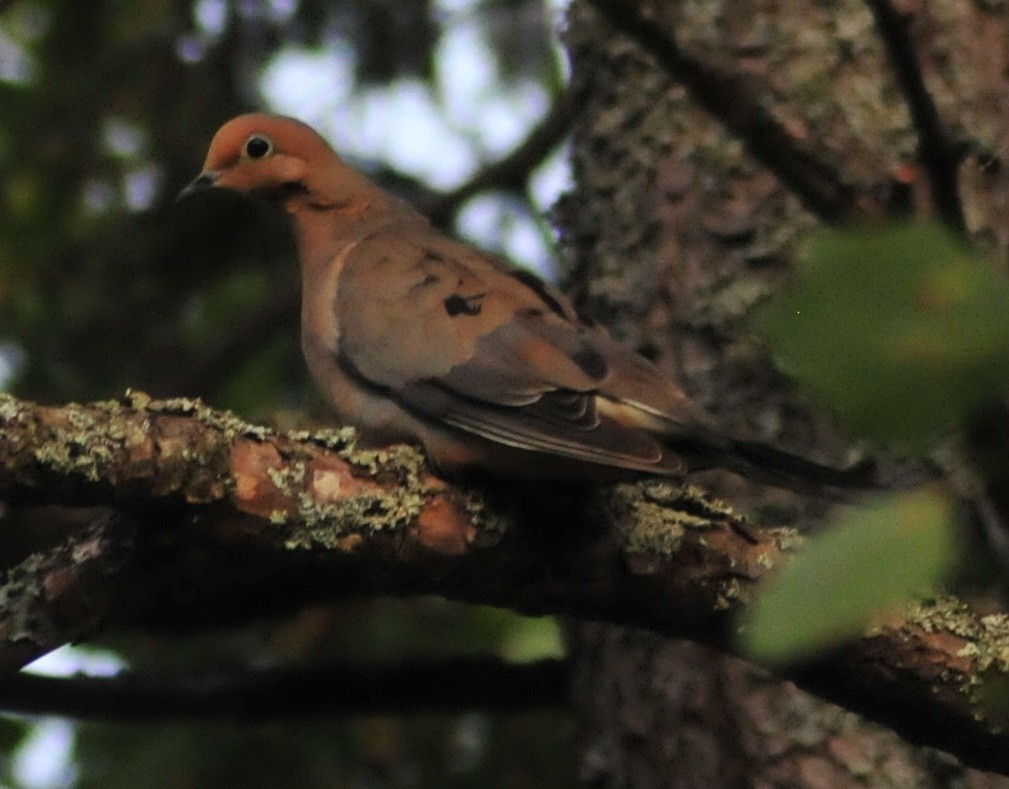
[715,438,879,496]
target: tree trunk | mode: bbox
[559,1,1009,785]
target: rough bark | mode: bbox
[558,0,1009,785]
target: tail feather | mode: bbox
[715,438,879,496]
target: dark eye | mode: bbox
[244,135,273,159]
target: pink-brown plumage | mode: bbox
[184,113,869,489]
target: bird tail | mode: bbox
[712,437,879,497]
[611,399,879,495]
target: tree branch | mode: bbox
[2,657,569,720]
[424,94,573,227]
[2,393,1009,773]
[0,510,141,671]
[864,0,967,233]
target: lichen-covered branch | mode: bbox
[3,393,1009,773]
[0,392,771,631]
[793,598,1009,776]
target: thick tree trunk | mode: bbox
[559,1,1009,785]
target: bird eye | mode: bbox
[244,135,274,159]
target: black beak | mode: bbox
[178,171,219,201]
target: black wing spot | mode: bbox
[444,293,483,317]
[511,270,568,319]
[571,346,608,380]
[422,248,448,262]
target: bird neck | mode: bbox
[286,180,426,275]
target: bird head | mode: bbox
[180,113,353,208]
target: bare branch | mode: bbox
[424,94,573,227]
[2,393,1009,773]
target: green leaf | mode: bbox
[758,223,1009,449]
[741,488,956,664]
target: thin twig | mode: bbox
[425,94,573,226]
[586,0,865,222]
[864,0,966,233]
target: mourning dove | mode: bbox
[182,113,869,489]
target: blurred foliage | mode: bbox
[0,0,570,785]
[759,222,1009,451]
[742,489,956,663]
[751,221,1009,665]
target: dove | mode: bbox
[182,113,870,490]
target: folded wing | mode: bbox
[335,231,713,474]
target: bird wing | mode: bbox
[334,229,715,473]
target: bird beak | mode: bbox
[178,171,219,201]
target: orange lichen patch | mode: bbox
[231,439,296,519]
[234,468,260,501]
[232,440,283,498]
[153,415,228,501]
[919,628,975,675]
[124,423,155,467]
[311,469,344,499]
[231,437,393,524]
[412,497,476,556]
